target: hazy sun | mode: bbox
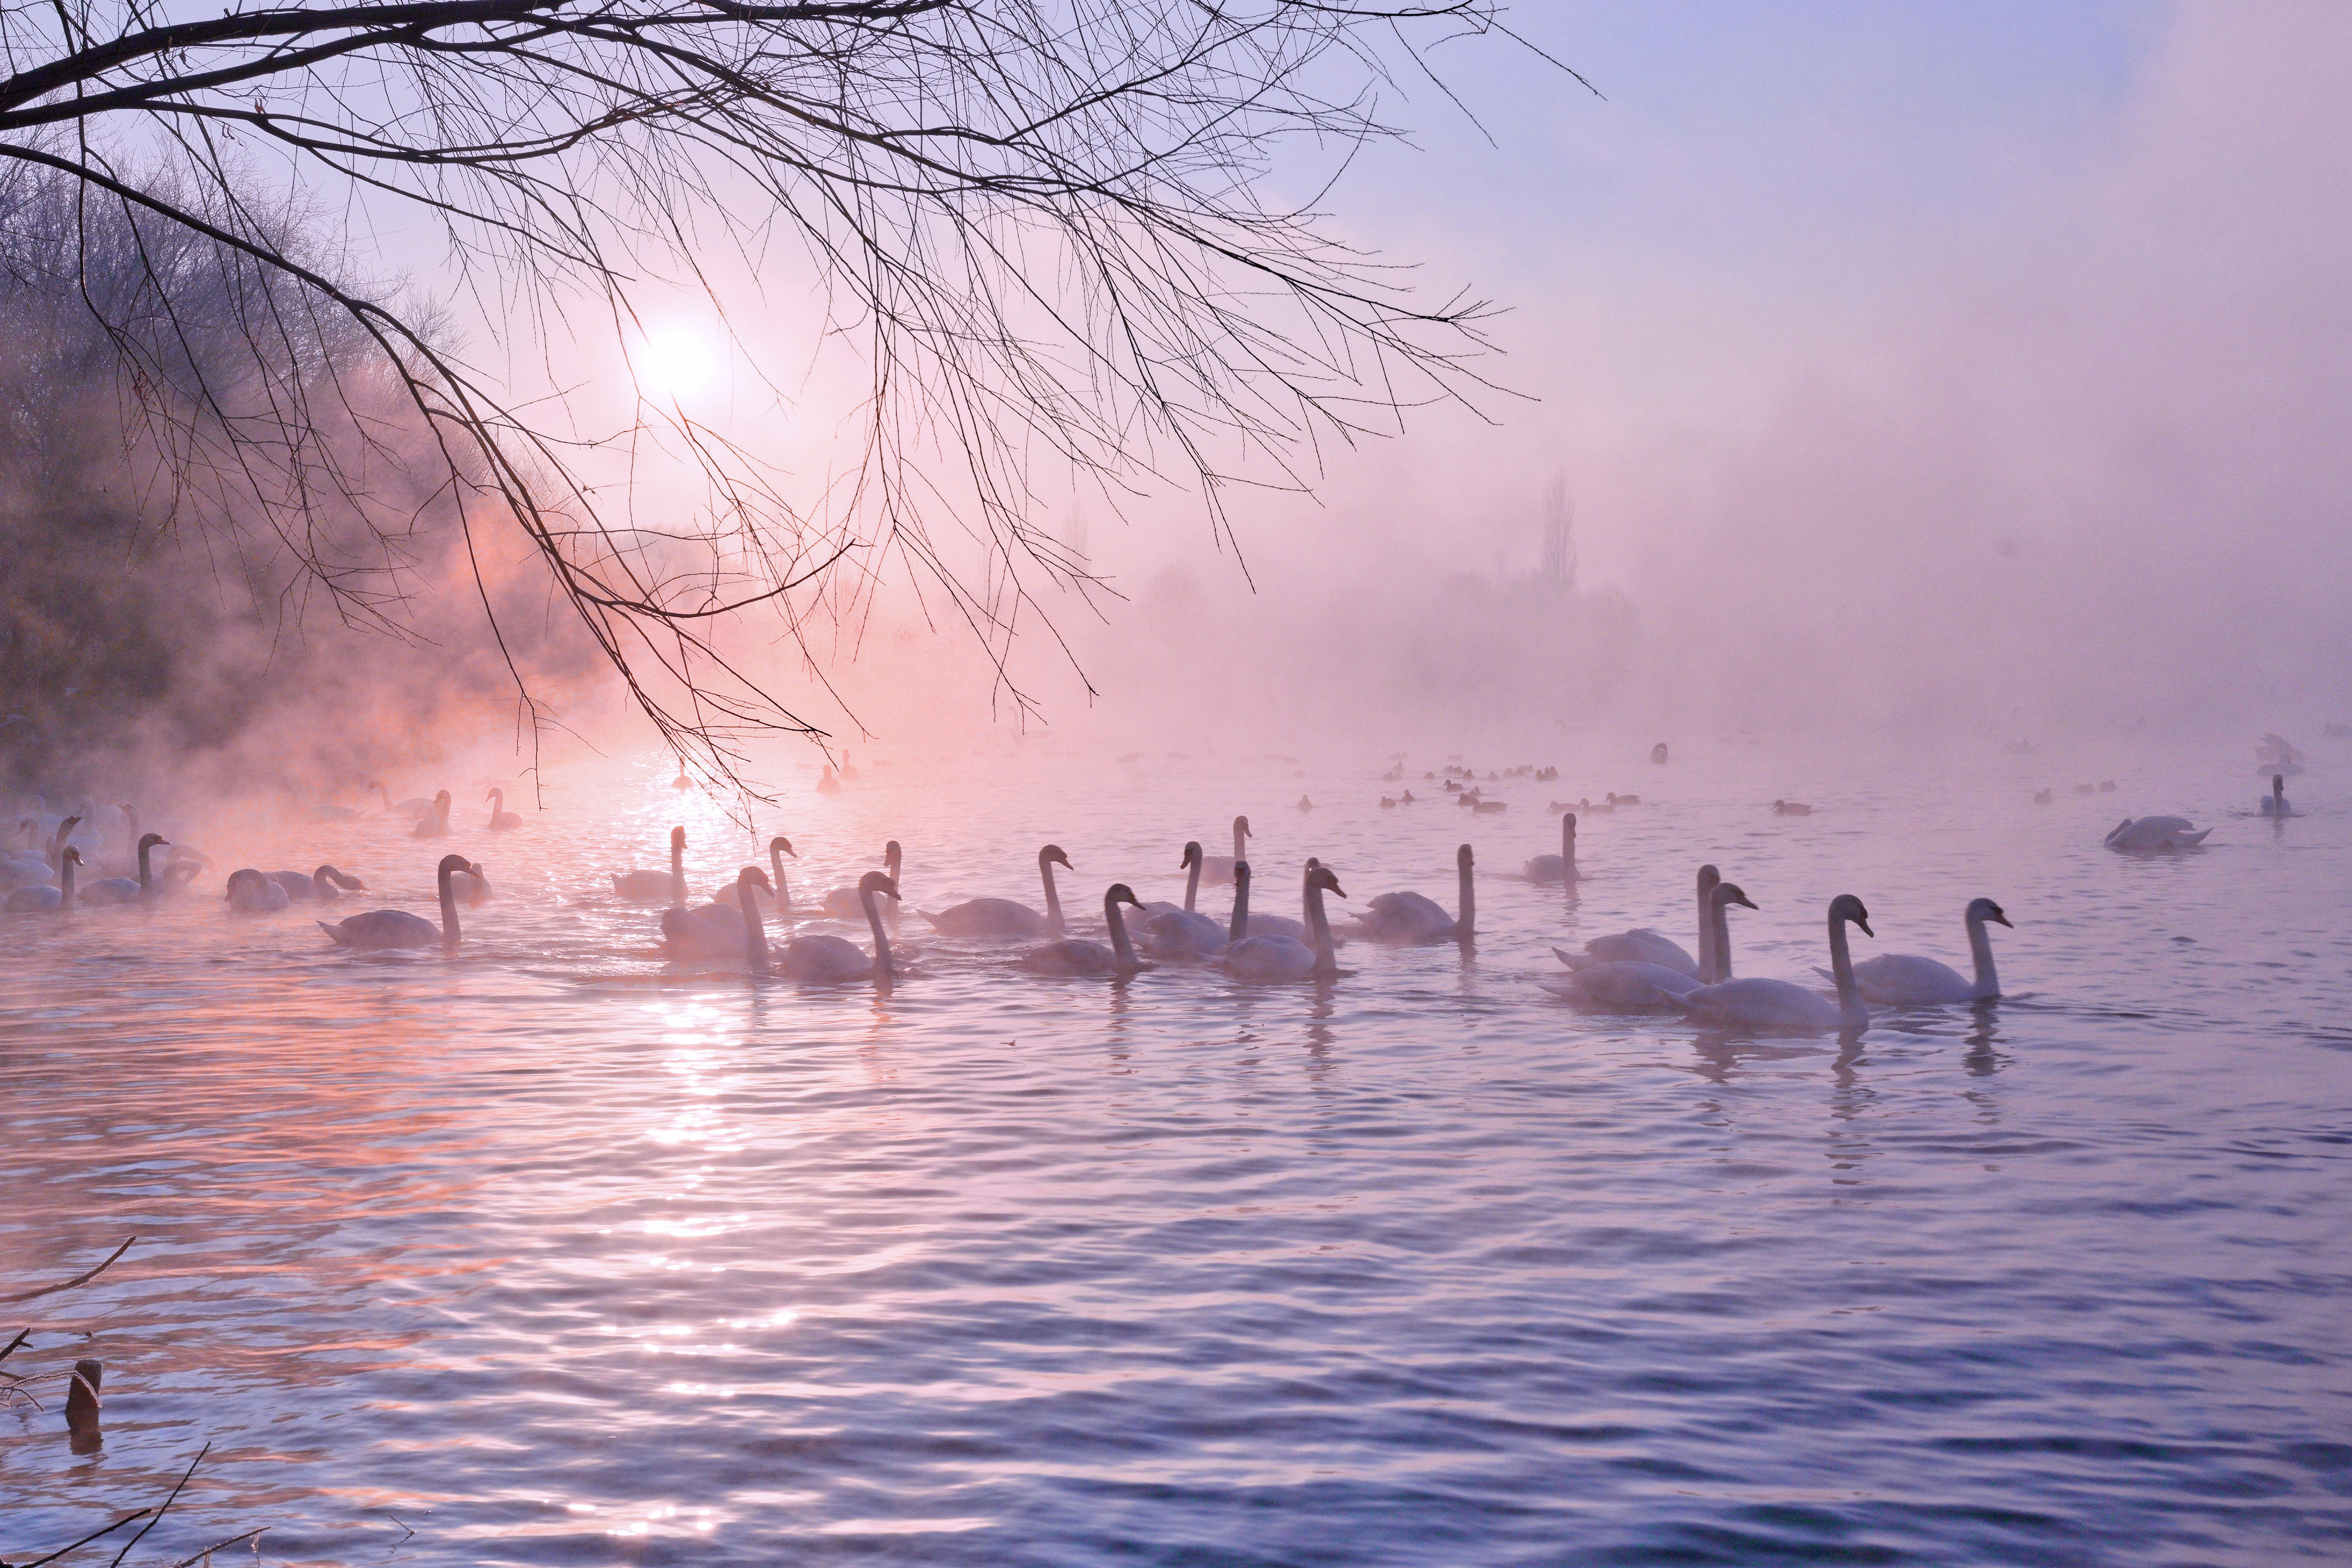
[638,329,719,400]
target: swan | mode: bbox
[224,867,291,913]
[2260,775,2295,817]
[1679,894,1874,1035]
[3,820,56,891]
[317,854,478,950]
[923,845,1068,938]
[1828,897,2010,1006]
[662,865,775,963]
[1522,812,1580,883]
[1141,842,1226,958]
[613,827,688,901]
[78,834,172,905]
[1134,841,1207,923]
[2105,816,2211,851]
[411,790,453,839]
[673,763,693,790]
[486,789,523,831]
[823,841,903,919]
[780,871,901,982]
[1024,884,1151,975]
[371,782,430,817]
[6,845,78,912]
[1199,816,1250,887]
[1555,865,1716,979]
[1354,844,1475,943]
[1542,882,1750,1008]
[716,837,795,913]
[816,765,843,796]
[264,865,368,902]
[1222,862,1345,981]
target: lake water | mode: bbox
[6,741,2350,1566]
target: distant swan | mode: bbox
[371,782,430,818]
[1679,894,1873,1034]
[816,765,843,796]
[1222,862,1344,982]
[1829,897,2010,1006]
[410,790,453,839]
[612,827,687,902]
[1023,884,1150,976]
[1521,812,1580,883]
[486,789,522,831]
[2260,775,2295,817]
[1199,815,1250,887]
[266,866,367,902]
[2105,816,2211,851]
[6,845,79,912]
[1355,844,1475,943]
[318,854,479,950]
[781,871,900,983]
[923,845,1068,938]
[225,867,291,913]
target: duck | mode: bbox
[1353,844,1475,943]
[1678,894,1873,1035]
[317,855,479,950]
[922,845,1068,938]
[1828,898,2010,1006]
[612,827,688,901]
[1221,862,1345,982]
[1772,800,1813,816]
[1023,884,1151,976]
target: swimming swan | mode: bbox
[1548,878,1758,1010]
[315,855,478,949]
[1023,884,1150,975]
[410,791,453,839]
[1199,815,1250,887]
[2104,816,2211,851]
[823,841,902,920]
[663,865,774,963]
[923,844,1068,938]
[1522,812,1580,883]
[6,845,79,911]
[613,827,688,902]
[1221,862,1345,982]
[2260,775,2295,817]
[781,871,901,982]
[1556,865,1718,979]
[1679,894,1873,1034]
[78,835,172,905]
[265,866,366,902]
[486,789,523,831]
[1827,896,2009,1006]
[225,867,291,913]
[1355,844,1475,943]
[715,837,794,913]
[1142,842,1226,959]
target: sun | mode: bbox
[637,328,720,400]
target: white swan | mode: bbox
[2260,775,2295,817]
[1354,844,1475,943]
[1556,865,1716,979]
[816,764,843,796]
[2105,816,2211,851]
[486,789,523,831]
[1142,842,1225,959]
[266,866,367,902]
[923,844,1068,938]
[1199,815,1250,887]
[715,837,795,913]
[371,782,430,817]
[78,834,172,905]
[1222,862,1345,982]
[318,854,478,950]
[1024,884,1151,975]
[1680,894,1874,1034]
[781,871,900,983]
[823,841,902,919]
[1545,878,1756,1010]
[224,867,291,913]
[612,826,687,901]
[6,845,78,911]
[1522,812,1580,883]
[1830,897,2010,1006]
[410,790,453,839]
[662,865,774,964]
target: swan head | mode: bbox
[1236,815,1253,839]
[737,865,774,894]
[1564,812,1576,831]
[1232,859,1251,886]
[1697,863,1720,894]
[1457,843,1474,867]
[436,854,478,880]
[670,826,687,849]
[1181,840,1203,869]
[1308,864,1346,899]
[1041,844,1072,869]
[884,840,902,869]
[138,833,169,854]
[1967,896,2012,928]
[858,870,901,901]
[2104,818,2133,845]
[770,836,796,858]
[1830,892,1873,938]
[61,846,81,868]
[434,790,451,807]
[223,866,262,899]
[1714,882,1756,912]
[1106,883,1143,908]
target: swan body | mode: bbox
[781,872,900,982]
[1222,862,1345,982]
[1540,961,1703,1010]
[7,846,78,911]
[1355,844,1475,943]
[2260,775,2295,816]
[1141,842,1224,957]
[1834,897,2009,1006]
[2105,816,2211,851]
[79,834,172,905]
[410,790,453,839]
[486,789,523,831]
[225,868,291,913]
[614,827,688,901]
[716,837,795,914]
[1199,816,1250,887]
[1556,928,1697,978]
[267,865,366,902]
[318,855,477,949]
[1024,885,1150,975]
[1680,894,1872,1034]
[924,845,1066,937]
[1523,812,1580,883]
[663,866,774,963]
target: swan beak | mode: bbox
[1991,910,2013,928]
[1854,917,1874,938]
[1329,881,1348,899]
[1733,893,1758,910]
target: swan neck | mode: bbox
[1040,855,1064,934]
[1697,885,1718,984]
[1965,911,1999,997]
[1105,894,1138,968]
[60,855,75,908]
[669,839,684,903]
[136,840,153,892]
[1184,854,1200,913]
[1233,819,1247,860]
[741,873,768,974]
[862,885,894,981]
[1457,856,1475,939]
[438,864,462,946]
[1828,912,1863,1026]
[1306,882,1337,974]
[1228,872,1250,943]
[771,846,790,916]
[1711,894,1735,982]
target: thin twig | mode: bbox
[1,1236,137,1306]
[108,1442,209,1568]
[14,1509,153,1568]
[165,1526,267,1567]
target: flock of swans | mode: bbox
[2,765,2253,1035]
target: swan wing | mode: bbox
[1679,977,1841,1033]
[1544,961,1703,1010]
[782,934,871,982]
[1223,934,1316,982]
[1849,953,1978,1006]
[320,909,438,949]
[928,898,1046,937]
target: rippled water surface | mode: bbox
[6,744,2351,1565]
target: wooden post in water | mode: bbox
[66,1358,101,1452]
